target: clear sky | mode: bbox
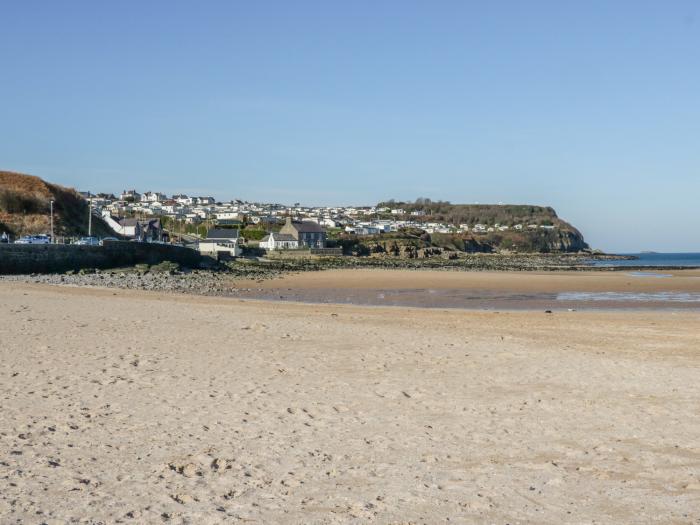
[1,1,698,252]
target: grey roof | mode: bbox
[206,228,240,240]
[290,221,324,233]
[272,233,297,241]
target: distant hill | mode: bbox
[0,170,113,239]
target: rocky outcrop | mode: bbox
[463,239,494,253]
[544,230,588,252]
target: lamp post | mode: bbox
[50,200,55,244]
[88,193,92,237]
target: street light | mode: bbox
[50,199,55,244]
[88,192,92,237]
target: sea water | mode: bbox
[590,253,700,268]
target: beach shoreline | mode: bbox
[3,267,700,311]
[229,268,700,311]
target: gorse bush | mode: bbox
[0,190,47,214]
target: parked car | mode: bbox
[100,237,119,245]
[74,236,100,246]
[15,235,51,244]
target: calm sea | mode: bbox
[590,252,700,268]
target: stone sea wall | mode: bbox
[0,241,203,274]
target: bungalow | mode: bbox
[355,226,381,236]
[260,232,299,251]
[215,211,242,221]
[197,228,241,257]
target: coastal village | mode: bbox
[81,188,563,257]
[0,167,587,266]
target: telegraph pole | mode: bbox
[50,200,55,243]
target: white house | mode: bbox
[120,189,141,202]
[197,229,241,257]
[321,217,339,228]
[259,232,299,251]
[173,194,192,205]
[142,191,167,203]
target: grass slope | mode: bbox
[0,170,114,238]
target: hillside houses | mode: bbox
[84,189,561,245]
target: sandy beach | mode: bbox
[2,278,700,524]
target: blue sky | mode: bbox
[1,1,698,251]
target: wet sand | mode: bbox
[1,281,700,523]
[231,268,700,310]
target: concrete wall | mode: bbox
[0,241,203,274]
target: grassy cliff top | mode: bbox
[378,200,579,230]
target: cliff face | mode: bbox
[545,229,588,252]
[462,228,589,254]
[337,228,589,257]
[0,170,112,238]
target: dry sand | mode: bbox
[1,280,700,524]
